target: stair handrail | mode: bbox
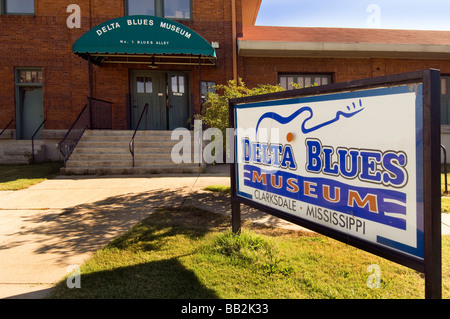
[129,103,149,167]
[0,118,14,138]
[58,104,89,167]
[31,119,46,163]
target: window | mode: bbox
[201,81,216,99]
[279,74,332,90]
[126,0,191,19]
[441,76,450,125]
[2,0,34,14]
[164,0,190,19]
[127,0,155,16]
[171,75,185,95]
[201,81,216,95]
[136,77,152,93]
[17,69,43,84]
[442,77,447,95]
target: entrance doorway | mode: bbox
[15,69,44,140]
[130,70,189,130]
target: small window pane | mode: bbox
[287,77,294,90]
[25,71,32,83]
[127,0,155,15]
[280,77,287,89]
[201,81,216,99]
[279,74,331,90]
[171,76,178,93]
[201,82,208,95]
[18,69,43,84]
[31,71,38,83]
[442,78,447,95]
[305,77,311,87]
[5,0,34,14]
[136,77,145,93]
[178,76,185,94]
[145,77,152,93]
[164,0,191,19]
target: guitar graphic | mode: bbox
[255,99,364,137]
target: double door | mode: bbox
[131,71,189,130]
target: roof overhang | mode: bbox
[73,15,216,66]
[238,39,450,59]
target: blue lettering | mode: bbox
[270,144,283,166]
[337,148,359,179]
[323,147,339,175]
[360,151,382,183]
[382,152,408,187]
[242,138,251,162]
[306,139,322,172]
[305,138,408,188]
[241,139,297,169]
[252,142,262,163]
[281,145,297,170]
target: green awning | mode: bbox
[73,15,216,66]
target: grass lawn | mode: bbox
[47,206,450,299]
[0,162,62,191]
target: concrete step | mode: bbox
[60,165,203,175]
[68,152,177,161]
[0,141,46,164]
[63,129,203,175]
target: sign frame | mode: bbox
[229,69,441,299]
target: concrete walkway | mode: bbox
[0,165,299,299]
[0,164,449,299]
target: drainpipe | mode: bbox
[231,0,238,83]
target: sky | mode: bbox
[255,0,450,31]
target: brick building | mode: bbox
[1,0,450,171]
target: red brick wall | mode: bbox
[240,56,450,88]
[2,0,450,132]
[0,0,240,130]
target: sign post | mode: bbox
[229,69,441,298]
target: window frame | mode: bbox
[1,0,35,15]
[125,0,192,20]
[201,81,216,103]
[278,73,333,90]
[15,67,43,87]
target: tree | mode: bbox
[196,78,285,135]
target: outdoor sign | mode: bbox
[229,70,441,298]
[73,15,216,64]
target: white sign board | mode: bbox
[233,84,424,261]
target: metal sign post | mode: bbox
[229,69,441,299]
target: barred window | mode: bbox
[279,74,332,90]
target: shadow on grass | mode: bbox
[47,206,229,299]
[50,257,220,299]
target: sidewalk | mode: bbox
[0,164,300,299]
[0,164,449,299]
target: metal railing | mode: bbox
[88,97,113,129]
[31,119,45,163]
[129,103,149,167]
[58,104,90,167]
[0,118,14,138]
